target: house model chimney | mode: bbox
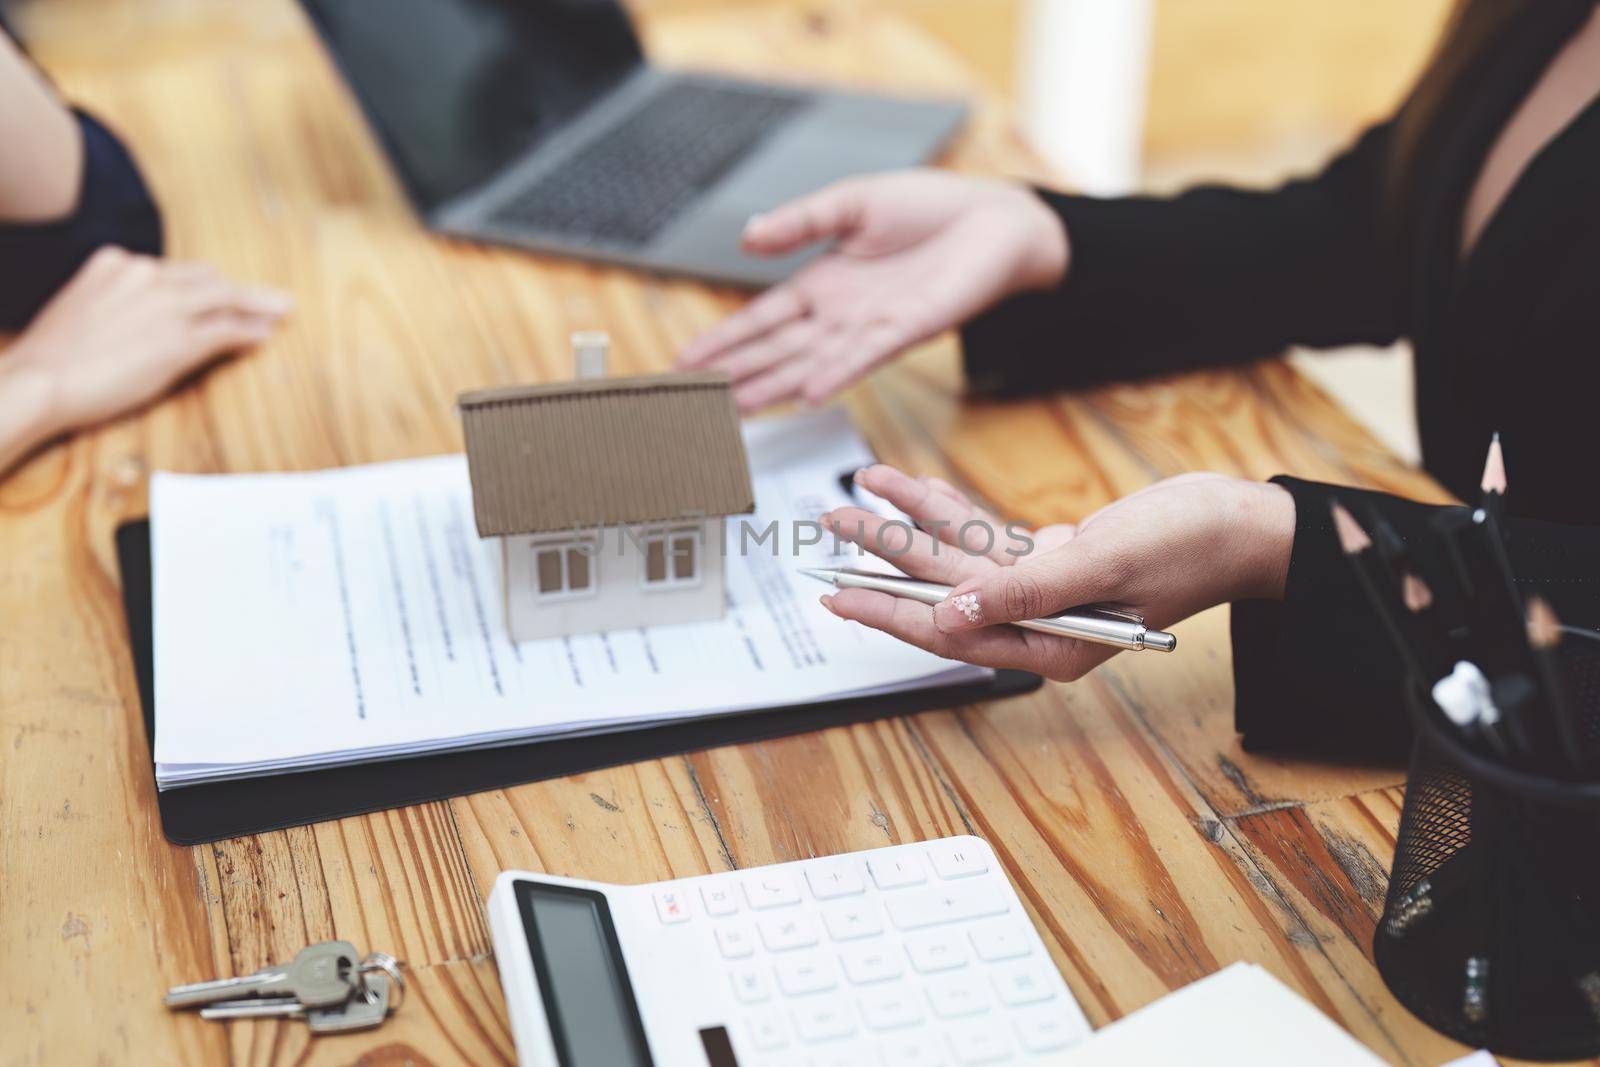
[572,330,609,380]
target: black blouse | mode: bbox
[0,109,162,331]
[960,0,1600,757]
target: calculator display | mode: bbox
[514,882,654,1066]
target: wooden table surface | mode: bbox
[2,2,1588,1065]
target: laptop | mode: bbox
[298,0,969,287]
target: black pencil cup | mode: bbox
[1375,626,1600,1060]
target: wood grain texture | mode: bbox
[3,2,1593,1065]
[1231,789,1477,1065]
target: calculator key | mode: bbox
[804,861,866,900]
[858,988,925,1031]
[879,1034,951,1067]
[1012,1003,1086,1053]
[730,964,773,1004]
[653,888,691,924]
[759,914,821,952]
[946,1022,1014,1064]
[990,961,1057,1007]
[925,974,991,1019]
[745,873,804,910]
[904,931,968,973]
[867,853,927,890]
[792,997,858,1042]
[929,841,990,880]
[820,900,883,942]
[885,883,1009,930]
[701,883,740,917]
[715,924,757,959]
[746,1007,790,1051]
[968,920,1033,963]
[839,945,904,985]
[775,955,839,996]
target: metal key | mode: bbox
[199,972,392,1033]
[165,940,360,1009]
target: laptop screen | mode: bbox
[300,0,645,210]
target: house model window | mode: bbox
[534,539,597,598]
[642,527,698,588]
[457,331,755,643]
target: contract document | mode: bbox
[151,409,989,788]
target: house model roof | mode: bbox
[458,370,756,537]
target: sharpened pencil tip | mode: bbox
[1329,501,1371,554]
[1527,596,1562,648]
[797,567,838,585]
[1402,572,1434,613]
[1481,432,1507,496]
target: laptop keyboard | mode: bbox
[493,80,810,248]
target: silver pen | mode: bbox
[798,567,1177,653]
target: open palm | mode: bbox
[820,465,1294,683]
[677,170,1067,413]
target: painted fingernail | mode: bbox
[952,592,982,622]
[935,592,982,632]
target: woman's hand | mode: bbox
[677,170,1068,414]
[819,465,1297,682]
[0,246,290,474]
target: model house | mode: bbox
[458,333,756,642]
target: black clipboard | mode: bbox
[116,520,1041,845]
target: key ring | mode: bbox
[357,952,406,1012]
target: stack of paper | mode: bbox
[1047,963,1391,1066]
[150,409,990,788]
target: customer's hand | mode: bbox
[819,465,1296,682]
[2,247,290,459]
[677,170,1068,414]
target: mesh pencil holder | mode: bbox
[1374,626,1600,1061]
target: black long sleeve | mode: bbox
[1231,477,1600,760]
[961,123,1407,394]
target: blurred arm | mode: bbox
[0,45,163,330]
[0,28,84,222]
[0,357,61,475]
[962,122,1408,392]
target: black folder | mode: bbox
[116,520,1041,845]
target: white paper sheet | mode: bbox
[1043,963,1392,1067]
[151,408,989,788]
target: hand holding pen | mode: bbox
[813,465,1296,682]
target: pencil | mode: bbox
[1434,506,1525,679]
[1368,509,1453,682]
[1332,500,1430,684]
[1488,672,1535,756]
[1527,597,1584,771]
[1480,432,1506,528]
[1474,433,1519,622]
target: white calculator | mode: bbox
[486,835,1092,1066]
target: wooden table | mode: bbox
[3,2,1587,1064]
